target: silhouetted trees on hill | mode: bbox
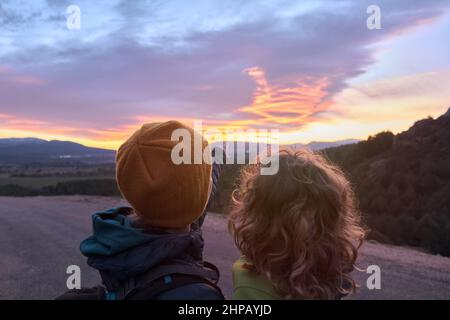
[320,113,450,256]
[0,179,120,197]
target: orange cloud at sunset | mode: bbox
[2,67,449,149]
[100,66,337,146]
[239,67,331,126]
[5,63,331,148]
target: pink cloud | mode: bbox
[0,65,46,86]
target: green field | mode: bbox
[0,175,115,188]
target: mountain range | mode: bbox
[0,138,116,165]
[0,137,359,165]
[287,139,360,151]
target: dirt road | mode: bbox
[0,196,449,299]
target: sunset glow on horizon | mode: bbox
[1,0,450,150]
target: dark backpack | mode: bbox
[56,261,224,300]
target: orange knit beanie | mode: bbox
[116,121,212,229]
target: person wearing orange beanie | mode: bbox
[116,121,212,230]
[57,121,224,300]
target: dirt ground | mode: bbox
[0,196,449,299]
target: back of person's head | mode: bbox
[116,121,212,230]
[229,148,366,299]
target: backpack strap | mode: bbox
[203,261,220,284]
[110,261,221,300]
[125,273,224,300]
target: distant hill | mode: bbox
[0,138,116,165]
[322,107,450,256]
[211,138,359,162]
[288,139,360,151]
[0,138,47,147]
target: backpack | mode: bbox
[56,261,224,300]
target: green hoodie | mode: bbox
[232,257,283,300]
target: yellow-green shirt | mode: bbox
[232,257,283,300]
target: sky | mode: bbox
[1,0,450,149]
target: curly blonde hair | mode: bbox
[229,148,366,299]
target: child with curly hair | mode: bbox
[229,149,366,299]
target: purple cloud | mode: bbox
[0,0,449,140]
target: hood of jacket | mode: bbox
[80,207,205,287]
